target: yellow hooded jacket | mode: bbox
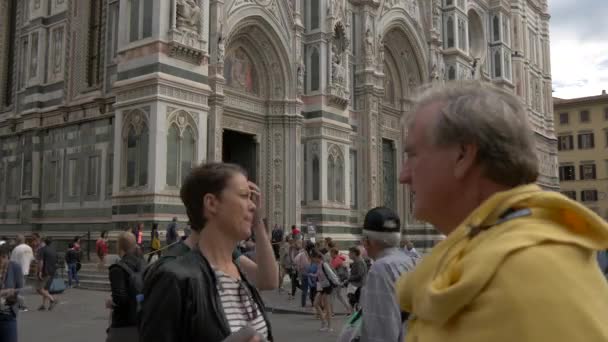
[397,184,608,342]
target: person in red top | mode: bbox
[291,225,301,239]
[72,236,81,252]
[96,231,109,270]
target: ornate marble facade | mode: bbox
[0,0,557,249]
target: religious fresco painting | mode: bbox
[224,48,258,95]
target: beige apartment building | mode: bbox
[554,91,608,219]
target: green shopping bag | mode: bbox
[337,309,363,342]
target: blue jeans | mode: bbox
[68,263,79,286]
[0,316,17,342]
[299,274,309,307]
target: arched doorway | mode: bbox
[220,17,295,226]
[380,25,424,223]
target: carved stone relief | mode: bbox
[169,0,205,64]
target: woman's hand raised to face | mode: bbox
[248,181,262,223]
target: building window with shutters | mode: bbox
[604,108,608,121]
[558,135,574,151]
[559,112,569,125]
[579,110,590,123]
[561,191,576,200]
[578,132,594,149]
[580,163,596,180]
[558,165,575,181]
[581,190,598,202]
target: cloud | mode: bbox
[549,0,608,42]
[549,0,608,98]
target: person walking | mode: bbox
[339,207,416,342]
[65,243,80,288]
[294,241,311,308]
[346,246,367,310]
[96,231,109,270]
[10,234,34,311]
[396,82,608,342]
[0,244,23,342]
[36,237,58,311]
[312,249,341,332]
[165,217,178,246]
[147,224,161,263]
[106,232,146,342]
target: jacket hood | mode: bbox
[397,184,608,325]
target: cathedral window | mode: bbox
[29,32,39,80]
[166,113,197,188]
[123,111,149,188]
[349,150,357,208]
[129,0,153,43]
[19,37,29,89]
[22,158,32,196]
[49,27,64,81]
[493,15,500,42]
[87,0,103,86]
[327,155,335,201]
[446,16,455,48]
[310,0,320,30]
[494,50,502,78]
[107,1,120,60]
[457,19,466,51]
[312,155,320,201]
[310,47,320,91]
[504,51,511,80]
[448,66,456,80]
[327,146,345,203]
[86,155,100,196]
[3,0,17,106]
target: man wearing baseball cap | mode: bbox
[356,207,416,342]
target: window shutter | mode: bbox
[578,134,583,149]
[591,133,595,148]
[593,165,597,179]
[579,165,584,180]
[569,135,574,149]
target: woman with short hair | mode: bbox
[140,162,274,342]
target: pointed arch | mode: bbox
[166,110,198,187]
[327,155,335,201]
[122,109,149,188]
[166,124,179,186]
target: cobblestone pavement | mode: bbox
[17,287,346,342]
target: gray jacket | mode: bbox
[348,258,368,288]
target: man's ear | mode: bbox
[453,144,478,179]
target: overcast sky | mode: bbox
[549,0,608,99]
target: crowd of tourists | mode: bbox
[4,82,608,342]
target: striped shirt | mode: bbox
[214,269,268,339]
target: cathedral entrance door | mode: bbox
[222,129,258,183]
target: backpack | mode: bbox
[336,265,349,283]
[321,262,341,288]
[114,260,144,314]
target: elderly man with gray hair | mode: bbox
[340,207,415,342]
[396,81,608,342]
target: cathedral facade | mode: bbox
[0,0,557,248]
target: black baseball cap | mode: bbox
[363,207,401,233]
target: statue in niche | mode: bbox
[217,33,225,64]
[432,0,441,30]
[331,44,344,85]
[297,62,305,93]
[378,37,385,69]
[176,0,202,33]
[364,27,374,64]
